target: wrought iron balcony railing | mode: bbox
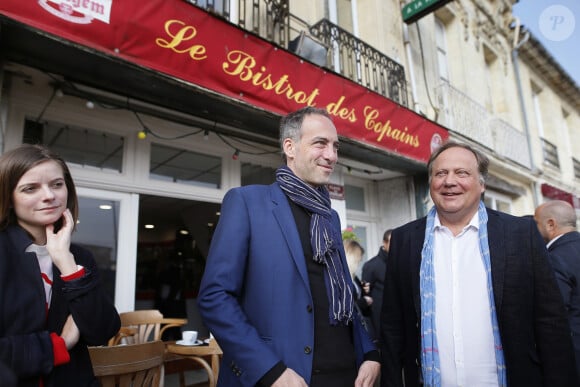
[186,0,408,106]
[309,19,407,106]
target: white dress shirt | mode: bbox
[433,213,499,387]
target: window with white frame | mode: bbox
[435,18,449,82]
[345,184,366,212]
[149,143,222,188]
[23,118,124,173]
[483,191,512,214]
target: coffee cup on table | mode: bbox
[182,330,198,345]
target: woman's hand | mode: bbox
[60,315,80,350]
[46,209,77,276]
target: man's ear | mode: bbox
[282,138,295,160]
[546,218,557,235]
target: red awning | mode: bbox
[0,0,448,163]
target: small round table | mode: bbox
[165,339,222,387]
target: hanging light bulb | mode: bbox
[204,129,209,140]
[137,128,147,139]
[232,149,240,160]
[86,100,95,109]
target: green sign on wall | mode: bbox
[402,0,454,24]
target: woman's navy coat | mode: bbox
[0,225,120,387]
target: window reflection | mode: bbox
[23,118,124,173]
[72,197,119,302]
[241,162,276,186]
[149,144,222,188]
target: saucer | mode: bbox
[176,339,203,346]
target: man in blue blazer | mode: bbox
[381,141,577,387]
[535,199,580,381]
[198,107,379,387]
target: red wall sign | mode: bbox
[541,183,580,209]
[1,0,449,163]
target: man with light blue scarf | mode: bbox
[380,141,577,387]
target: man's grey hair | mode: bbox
[427,141,489,185]
[279,106,331,161]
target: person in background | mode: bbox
[362,228,392,345]
[198,106,380,387]
[0,144,120,387]
[534,199,580,381]
[381,141,577,387]
[344,238,374,338]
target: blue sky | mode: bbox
[513,0,580,86]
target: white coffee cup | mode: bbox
[182,330,198,344]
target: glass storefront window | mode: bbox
[345,184,366,211]
[241,162,276,186]
[72,196,120,303]
[23,118,124,173]
[149,143,222,188]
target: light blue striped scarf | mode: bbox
[276,166,353,325]
[420,202,506,386]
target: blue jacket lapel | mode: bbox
[269,183,310,291]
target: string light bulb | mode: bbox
[232,149,240,160]
[85,100,95,109]
[137,130,147,139]
[204,129,209,140]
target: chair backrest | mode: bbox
[112,309,186,345]
[89,341,165,387]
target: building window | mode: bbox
[435,18,449,82]
[241,162,276,186]
[540,138,560,169]
[149,143,222,188]
[531,84,545,137]
[23,118,124,173]
[345,184,366,212]
[574,158,580,180]
[484,191,512,214]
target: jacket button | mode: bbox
[307,304,313,313]
[304,346,312,354]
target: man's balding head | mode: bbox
[534,200,577,243]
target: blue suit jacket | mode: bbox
[548,231,580,377]
[198,183,376,386]
[381,207,577,387]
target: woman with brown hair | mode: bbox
[0,144,120,386]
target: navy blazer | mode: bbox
[381,207,577,387]
[198,183,376,387]
[0,225,120,387]
[548,231,580,378]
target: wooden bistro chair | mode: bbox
[89,340,165,387]
[110,309,187,346]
